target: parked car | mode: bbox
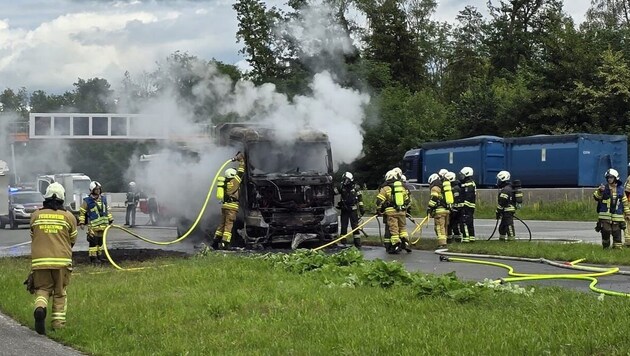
[1,189,44,229]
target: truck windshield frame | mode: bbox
[247,141,332,176]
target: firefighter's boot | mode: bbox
[34,307,46,335]
[90,256,101,265]
[499,235,507,242]
[97,250,108,263]
[353,237,362,248]
[211,237,222,250]
[602,231,611,249]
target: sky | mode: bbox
[0,0,592,94]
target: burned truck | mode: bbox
[215,123,338,248]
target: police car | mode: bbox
[1,187,44,229]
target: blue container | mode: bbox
[505,134,628,187]
[403,136,505,187]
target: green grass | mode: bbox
[361,192,596,221]
[2,251,630,355]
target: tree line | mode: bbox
[1,0,630,189]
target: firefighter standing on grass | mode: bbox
[335,172,365,248]
[212,152,245,250]
[458,167,477,243]
[79,181,113,264]
[427,173,451,248]
[376,170,410,254]
[30,182,77,335]
[594,168,627,249]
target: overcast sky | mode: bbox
[0,0,591,94]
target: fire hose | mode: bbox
[436,249,630,298]
[101,159,233,270]
[487,215,532,241]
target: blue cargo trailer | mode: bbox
[402,136,505,187]
[505,134,628,187]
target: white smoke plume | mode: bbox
[122,3,369,225]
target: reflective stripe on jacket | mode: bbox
[594,184,627,221]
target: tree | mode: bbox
[0,88,29,119]
[357,0,424,90]
[233,0,284,83]
[73,78,115,113]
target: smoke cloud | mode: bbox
[122,3,369,224]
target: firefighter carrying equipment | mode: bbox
[594,180,627,249]
[216,176,226,201]
[442,179,454,205]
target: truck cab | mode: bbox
[36,173,91,216]
[215,123,338,247]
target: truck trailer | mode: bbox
[403,133,628,188]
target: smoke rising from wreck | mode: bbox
[123,4,370,223]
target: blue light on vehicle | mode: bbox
[9,187,19,193]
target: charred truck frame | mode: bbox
[215,123,338,247]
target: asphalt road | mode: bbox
[0,210,601,257]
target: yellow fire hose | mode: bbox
[100,159,232,270]
[438,251,630,298]
[313,215,378,251]
[409,215,429,245]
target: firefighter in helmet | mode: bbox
[30,182,77,335]
[594,168,627,249]
[124,181,140,228]
[335,172,365,248]
[376,169,410,254]
[458,167,477,242]
[496,171,516,241]
[427,173,450,247]
[445,171,462,243]
[212,152,246,250]
[623,168,630,246]
[79,181,113,264]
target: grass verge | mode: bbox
[1,250,630,355]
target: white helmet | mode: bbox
[497,171,511,183]
[438,169,448,177]
[225,168,237,178]
[460,167,473,178]
[89,181,102,192]
[401,174,407,182]
[385,170,396,181]
[605,168,619,180]
[444,171,456,182]
[428,173,440,184]
[44,182,65,200]
[129,181,136,187]
[343,172,354,181]
[392,167,402,176]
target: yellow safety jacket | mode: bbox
[30,208,78,269]
[222,160,246,211]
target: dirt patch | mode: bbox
[73,249,189,265]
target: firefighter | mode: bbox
[624,171,630,246]
[594,168,627,249]
[30,182,78,335]
[427,173,450,247]
[496,171,516,241]
[124,181,140,228]
[335,172,365,248]
[212,152,246,250]
[79,181,113,264]
[458,167,476,243]
[445,171,462,243]
[376,170,410,254]
[379,170,394,251]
